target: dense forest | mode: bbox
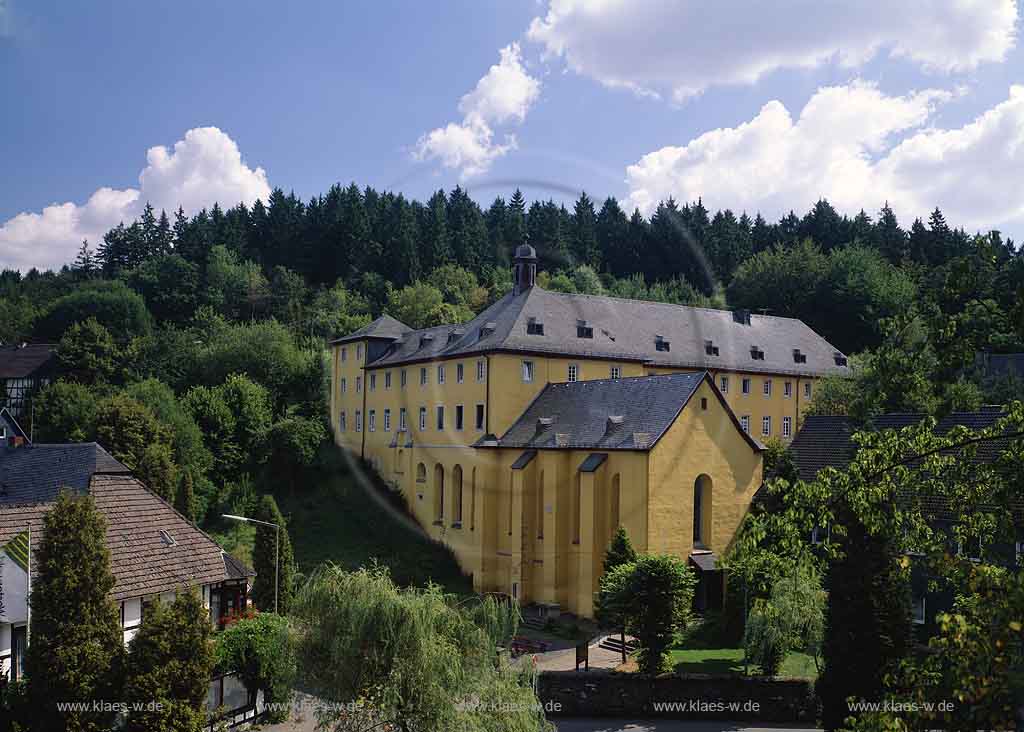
[2,183,1023,529]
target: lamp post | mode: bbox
[222,514,279,614]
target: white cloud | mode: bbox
[0,127,270,272]
[415,43,540,178]
[528,0,1018,100]
[625,83,1024,237]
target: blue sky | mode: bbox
[2,0,1022,271]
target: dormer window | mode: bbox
[420,334,434,349]
[480,321,497,338]
[750,346,765,361]
[447,329,464,345]
[576,320,593,339]
[655,335,671,352]
[834,353,848,366]
[159,530,176,547]
[704,340,719,356]
[793,348,807,364]
[527,318,544,336]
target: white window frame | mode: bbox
[420,367,428,386]
[782,416,792,438]
[355,410,363,432]
[368,410,376,432]
[399,407,407,431]
[610,366,621,379]
[339,411,347,432]
[804,382,812,399]
[385,371,392,390]
[476,359,486,382]
[762,415,771,436]
[784,381,792,398]
[911,594,926,625]
[356,344,363,360]
[370,374,376,391]
[341,377,347,394]
[457,363,464,383]
[356,376,362,393]
[438,364,446,384]
[763,379,772,398]
[419,407,427,432]
[384,409,391,432]
[436,405,445,431]
[720,375,729,394]
[740,415,750,433]
[401,369,407,388]
[568,364,579,382]
[475,403,485,431]
[742,378,751,395]
[522,360,535,383]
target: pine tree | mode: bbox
[422,190,453,271]
[506,188,527,247]
[72,240,97,279]
[124,589,213,732]
[603,526,638,575]
[572,192,599,269]
[251,494,296,614]
[875,202,906,264]
[26,491,124,732]
[176,470,196,523]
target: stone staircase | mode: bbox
[597,633,638,655]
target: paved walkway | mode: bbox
[530,633,631,672]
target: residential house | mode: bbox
[0,343,57,418]
[329,244,849,616]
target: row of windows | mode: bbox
[738,414,793,438]
[339,404,486,433]
[720,375,811,400]
[340,344,363,363]
[523,360,622,384]
[340,359,487,394]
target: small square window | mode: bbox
[742,378,751,395]
[610,366,621,379]
[522,360,535,383]
[457,363,464,383]
[656,337,671,352]
[577,324,594,339]
[704,340,719,356]
[750,347,765,361]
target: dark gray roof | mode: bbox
[330,314,412,344]
[690,551,717,572]
[484,371,759,452]
[0,443,130,504]
[360,286,848,377]
[0,408,28,441]
[0,343,57,379]
[578,453,608,473]
[510,450,537,470]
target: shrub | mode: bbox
[214,613,296,724]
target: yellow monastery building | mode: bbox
[329,245,849,616]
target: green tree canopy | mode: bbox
[214,613,296,723]
[251,494,296,615]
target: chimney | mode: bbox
[605,415,625,434]
[733,309,751,325]
[535,417,555,437]
[512,243,538,295]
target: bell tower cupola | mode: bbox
[512,243,537,295]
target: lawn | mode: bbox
[667,647,819,679]
[207,454,473,596]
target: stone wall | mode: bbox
[537,671,817,722]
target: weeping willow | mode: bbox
[293,563,550,732]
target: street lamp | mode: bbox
[222,514,279,614]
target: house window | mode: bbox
[750,346,765,360]
[762,415,771,436]
[742,378,751,395]
[740,415,750,433]
[340,377,347,393]
[610,366,621,379]
[577,324,594,339]
[455,405,464,431]
[370,374,376,391]
[783,416,792,438]
[475,403,485,430]
[784,381,792,398]
[438,364,445,384]
[383,409,391,432]
[339,411,346,432]
[567,364,578,382]
[527,318,544,335]
[476,359,486,381]
[341,347,347,362]
[522,360,535,383]
[356,376,362,393]
[457,363,464,383]
[911,594,926,625]
[355,410,363,432]
[401,369,407,388]
[419,407,427,431]
[793,348,807,364]
[811,524,829,545]
[656,337,671,352]
[700,397,708,410]
[357,344,363,360]
[436,405,445,430]
[720,376,729,394]
[385,371,392,389]
[805,382,812,399]
[704,340,719,356]
[368,410,376,432]
[399,407,407,431]
[1015,541,1023,567]
[420,367,428,386]
[763,379,772,398]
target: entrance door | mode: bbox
[11,626,27,682]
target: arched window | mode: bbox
[416,463,426,483]
[693,474,712,546]
[434,464,445,521]
[611,474,621,532]
[453,465,464,524]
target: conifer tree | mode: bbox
[505,188,527,247]
[599,526,639,662]
[73,240,97,279]
[572,192,599,269]
[176,470,196,523]
[26,491,124,732]
[124,589,213,732]
[251,495,296,615]
[875,202,906,264]
[422,190,453,270]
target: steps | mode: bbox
[520,612,547,631]
[598,633,638,654]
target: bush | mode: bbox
[214,613,296,724]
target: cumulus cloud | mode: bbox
[414,43,541,178]
[625,82,1024,237]
[528,0,1018,100]
[0,127,270,272]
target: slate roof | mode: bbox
[0,443,130,503]
[0,343,57,379]
[0,444,253,601]
[483,371,760,452]
[359,285,849,377]
[330,315,412,344]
